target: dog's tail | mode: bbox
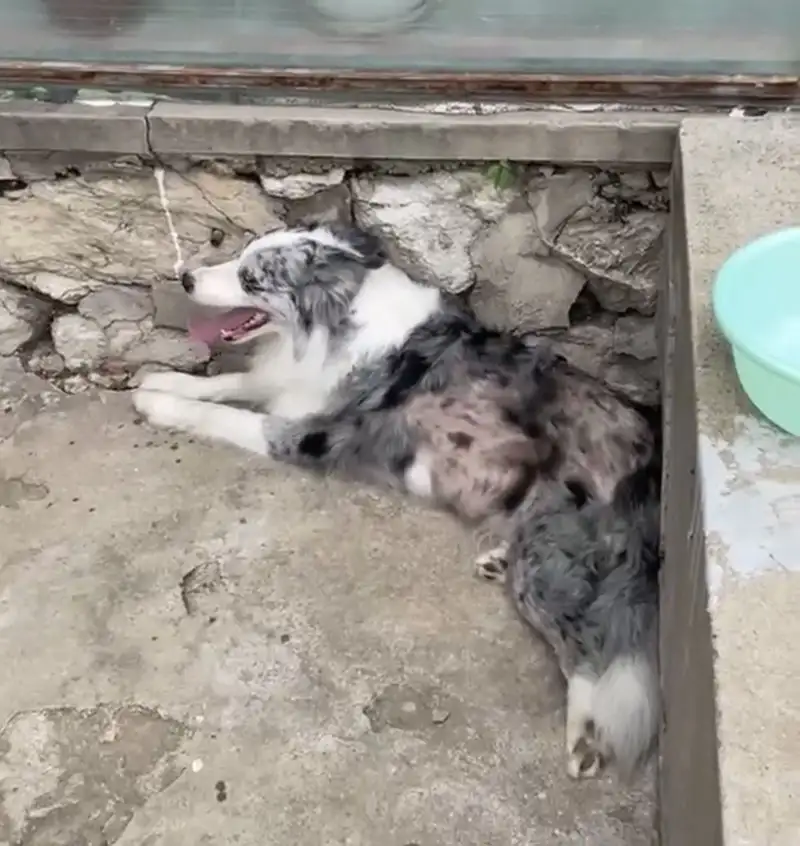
[587,469,661,777]
[567,459,662,778]
[585,648,660,778]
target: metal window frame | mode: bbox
[0,62,798,106]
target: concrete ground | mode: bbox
[0,360,655,846]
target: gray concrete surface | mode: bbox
[667,115,800,846]
[0,360,655,846]
[0,101,680,163]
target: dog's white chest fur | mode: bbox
[250,266,441,419]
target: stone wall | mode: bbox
[0,155,667,404]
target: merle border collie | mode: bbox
[133,223,662,780]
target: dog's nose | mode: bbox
[180,270,195,294]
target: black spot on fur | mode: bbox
[390,452,414,475]
[501,407,545,441]
[380,350,432,410]
[501,464,538,513]
[328,224,388,269]
[239,267,260,294]
[298,431,329,458]
[565,480,589,508]
[613,463,661,512]
[466,328,503,351]
[448,432,473,448]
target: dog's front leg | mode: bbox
[138,370,256,404]
[133,390,272,456]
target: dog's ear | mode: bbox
[323,224,387,270]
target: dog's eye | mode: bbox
[239,268,260,294]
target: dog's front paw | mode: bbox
[138,370,196,396]
[133,388,188,429]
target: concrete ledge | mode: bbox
[669,114,800,846]
[0,101,682,164]
[0,102,150,154]
[147,103,680,163]
[659,154,723,846]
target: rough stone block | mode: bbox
[0,282,52,355]
[353,169,511,294]
[470,212,585,331]
[0,168,284,297]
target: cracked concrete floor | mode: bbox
[0,362,656,846]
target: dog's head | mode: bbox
[181,224,387,346]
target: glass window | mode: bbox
[0,0,798,75]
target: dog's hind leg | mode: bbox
[475,544,509,583]
[133,390,270,455]
[138,371,256,404]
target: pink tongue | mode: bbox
[187,308,263,345]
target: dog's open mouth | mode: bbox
[188,308,271,345]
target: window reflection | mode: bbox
[0,0,797,75]
[41,0,155,37]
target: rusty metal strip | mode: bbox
[0,62,798,105]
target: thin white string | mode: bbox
[154,166,183,276]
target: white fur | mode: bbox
[135,230,442,449]
[132,390,269,455]
[404,454,435,499]
[347,264,441,362]
[565,656,659,779]
[566,672,599,778]
[138,371,253,404]
[187,257,248,310]
[591,655,659,775]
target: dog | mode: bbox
[133,222,661,778]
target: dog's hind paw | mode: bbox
[567,739,605,779]
[475,545,509,583]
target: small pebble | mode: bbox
[191,759,204,773]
